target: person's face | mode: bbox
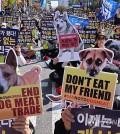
[15,45,21,51]
[97,36,106,48]
[118,8,120,14]
[115,28,120,34]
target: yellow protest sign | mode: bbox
[0,84,43,120]
[62,67,117,109]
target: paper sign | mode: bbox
[70,108,120,134]
[59,33,79,49]
[0,84,43,120]
[0,28,18,55]
[62,67,117,109]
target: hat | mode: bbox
[96,31,107,40]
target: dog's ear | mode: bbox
[54,11,60,19]
[102,49,114,63]
[5,49,18,70]
[79,49,90,61]
[63,11,68,20]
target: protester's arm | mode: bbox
[54,106,75,134]
[48,58,59,69]
[12,117,35,134]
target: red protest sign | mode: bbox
[59,33,79,49]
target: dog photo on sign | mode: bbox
[47,48,114,108]
[0,48,42,94]
[54,11,84,62]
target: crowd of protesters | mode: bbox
[0,3,120,134]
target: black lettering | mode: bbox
[98,90,105,100]
[98,80,104,89]
[93,89,98,98]
[104,80,110,90]
[85,78,92,87]
[72,75,78,84]
[78,76,85,85]
[73,85,78,94]
[79,86,84,95]
[65,84,72,93]
[84,88,90,97]
[66,74,72,83]
[104,92,111,101]
[93,79,98,88]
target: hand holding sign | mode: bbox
[62,106,75,132]
[12,117,31,134]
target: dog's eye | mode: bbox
[61,20,63,23]
[96,58,103,66]
[86,58,93,65]
[3,73,11,78]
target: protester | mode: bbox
[94,32,107,48]
[12,21,20,30]
[114,7,120,25]
[49,57,79,94]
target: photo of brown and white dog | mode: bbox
[54,11,84,60]
[0,49,41,94]
[47,48,114,108]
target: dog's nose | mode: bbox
[89,69,97,77]
[0,86,4,94]
[57,24,59,28]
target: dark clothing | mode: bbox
[54,119,70,134]
[54,102,119,134]
[30,121,35,134]
[49,60,80,87]
[114,14,120,25]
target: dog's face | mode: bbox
[54,11,68,33]
[79,48,114,77]
[0,49,18,94]
[105,39,120,60]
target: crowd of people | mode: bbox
[0,3,120,134]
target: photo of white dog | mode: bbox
[54,11,84,61]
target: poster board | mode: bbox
[62,67,117,109]
[0,28,18,55]
[70,108,120,134]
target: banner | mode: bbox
[4,16,19,23]
[68,15,89,29]
[0,28,18,55]
[0,84,43,120]
[71,108,120,134]
[78,28,97,47]
[21,20,36,30]
[62,67,117,109]
[102,0,120,20]
[18,31,32,44]
[59,33,79,49]
[41,15,57,40]
[40,0,46,8]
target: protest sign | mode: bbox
[4,16,19,23]
[0,84,43,120]
[11,11,21,17]
[0,28,18,55]
[59,33,79,49]
[54,11,82,62]
[62,67,117,109]
[0,48,43,133]
[21,20,36,30]
[18,31,32,44]
[70,108,120,134]
[78,28,97,48]
[41,15,57,40]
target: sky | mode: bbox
[51,1,58,8]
